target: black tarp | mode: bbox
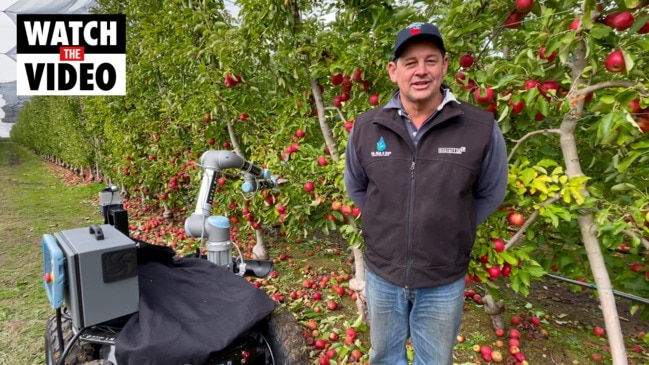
[114,242,276,365]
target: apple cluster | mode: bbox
[330,70,379,108]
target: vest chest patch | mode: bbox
[438,146,466,155]
[370,136,392,157]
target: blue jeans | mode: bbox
[365,266,465,365]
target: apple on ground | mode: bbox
[317,156,328,166]
[593,325,605,337]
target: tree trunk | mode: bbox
[561,38,627,365]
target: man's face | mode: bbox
[388,41,448,109]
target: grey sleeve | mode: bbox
[474,121,509,225]
[344,131,368,211]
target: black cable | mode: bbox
[55,308,64,359]
[57,327,86,365]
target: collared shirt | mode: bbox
[383,87,461,146]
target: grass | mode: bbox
[1,139,648,365]
[0,140,102,365]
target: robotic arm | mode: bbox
[184,150,277,275]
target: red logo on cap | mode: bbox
[410,29,420,35]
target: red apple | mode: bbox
[317,156,328,166]
[492,238,506,252]
[330,73,343,86]
[304,181,315,192]
[628,98,642,114]
[637,118,649,133]
[604,11,620,27]
[326,300,337,310]
[530,316,541,327]
[510,328,521,339]
[593,326,605,337]
[515,0,533,14]
[224,73,236,88]
[239,113,249,121]
[352,69,363,82]
[501,263,512,277]
[539,80,560,96]
[523,79,539,90]
[504,12,523,29]
[539,46,557,62]
[474,87,495,104]
[341,205,352,216]
[630,263,643,273]
[203,113,211,122]
[569,18,581,31]
[369,93,380,106]
[605,49,626,73]
[487,266,501,280]
[511,315,522,326]
[459,54,475,68]
[508,212,525,226]
[612,11,634,31]
[638,19,649,34]
[509,99,525,114]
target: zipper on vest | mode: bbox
[405,159,416,288]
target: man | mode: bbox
[344,22,508,365]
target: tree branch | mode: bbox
[505,194,562,250]
[325,106,348,123]
[621,229,649,251]
[576,81,639,96]
[507,129,561,161]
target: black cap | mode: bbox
[393,22,445,60]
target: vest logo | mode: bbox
[16,14,126,96]
[438,146,466,154]
[371,136,392,157]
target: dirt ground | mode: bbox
[522,277,649,337]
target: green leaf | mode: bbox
[597,113,615,140]
[617,150,643,173]
[610,183,637,191]
[589,23,612,39]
